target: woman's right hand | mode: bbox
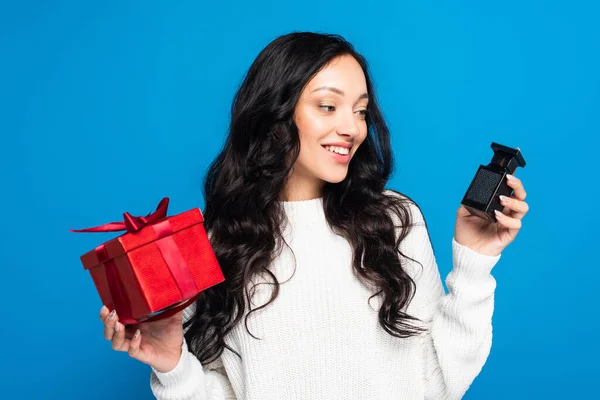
[100,305,185,373]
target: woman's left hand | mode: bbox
[454,173,529,257]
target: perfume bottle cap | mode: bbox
[490,142,526,174]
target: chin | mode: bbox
[321,171,349,184]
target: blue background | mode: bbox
[1,0,598,398]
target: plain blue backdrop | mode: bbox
[1,0,598,398]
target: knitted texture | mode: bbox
[151,193,500,399]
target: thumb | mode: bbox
[457,205,472,217]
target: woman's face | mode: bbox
[285,55,369,200]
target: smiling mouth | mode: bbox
[322,145,352,164]
[322,145,351,155]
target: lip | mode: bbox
[322,145,351,164]
[321,142,353,149]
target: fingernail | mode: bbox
[133,329,140,340]
[114,322,120,333]
[100,305,108,315]
[108,310,116,322]
[506,174,516,181]
[499,195,510,203]
[495,209,504,218]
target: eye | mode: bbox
[355,109,369,120]
[319,105,336,112]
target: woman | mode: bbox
[100,32,529,399]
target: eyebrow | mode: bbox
[311,86,369,100]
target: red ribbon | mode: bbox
[95,244,134,323]
[70,197,170,233]
[72,198,199,324]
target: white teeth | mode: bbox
[324,145,350,155]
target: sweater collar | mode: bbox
[280,196,325,227]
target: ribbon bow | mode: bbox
[71,196,200,324]
[71,198,170,233]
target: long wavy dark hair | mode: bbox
[184,32,424,364]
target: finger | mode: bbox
[457,205,471,217]
[506,174,527,200]
[103,310,118,341]
[128,329,142,360]
[499,196,529,220]
[99,305,109,321]
[111,322,130,352]
[494,210,523,231]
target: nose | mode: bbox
[335,110,360,138]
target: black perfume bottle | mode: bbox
[461,142,526,222]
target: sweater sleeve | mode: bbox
[400,202,501,400]
[149,303,236,400]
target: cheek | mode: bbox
[300,120,327,139]
[297,116,329,151]
[357,126,368,145]
[297,105,330,133]
[349,128,368,156]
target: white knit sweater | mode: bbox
[150,192,501,399]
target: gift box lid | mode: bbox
[80,208,205,270]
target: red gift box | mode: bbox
[72,198,224,325]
